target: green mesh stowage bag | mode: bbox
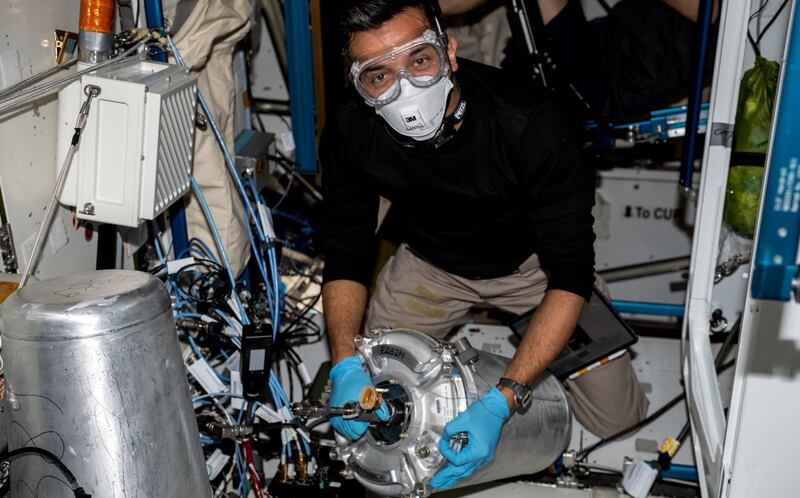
[723,56,780,236]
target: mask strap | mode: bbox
[444,79,467,126]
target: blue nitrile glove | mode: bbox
[431,387,511,490]
[328,355,390,440]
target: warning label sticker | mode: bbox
[773,157,800,213]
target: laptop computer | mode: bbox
[508,286,638,379]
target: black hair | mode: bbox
[338,0,445,53]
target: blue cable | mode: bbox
[185,335,228,383]
[242,174,279,315]
[245,175,283,335]
[151,223,167,263]
[199,435,219,445]
[174,284,194,304]
[178,246,217,261]
[176,311,204,320]
[268,246,281,325]
[167,36,268,244]
[168,37,299,458]
[190,177,249,322]
[246,175,280,326]
[172,32,286,342]
[210,308,242,337]
[235,404,249,490]
[189,237,217,261]
[170,36,287,351]
[242,216,274,310]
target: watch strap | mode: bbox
[497,377,532,410]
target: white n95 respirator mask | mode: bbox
[375,76,454,141]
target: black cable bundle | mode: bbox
[4,447,91,497]
[175,259,234,308]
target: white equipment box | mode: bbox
[594,167,696,307]
[57,59,197,227]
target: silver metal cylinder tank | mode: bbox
[335,328,571,498]
[1,270,212,498]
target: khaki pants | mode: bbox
[365,244,649,438]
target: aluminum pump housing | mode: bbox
[334,327,572,497]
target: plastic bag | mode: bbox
[723,56,780,236]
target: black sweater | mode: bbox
[320,59,596,300]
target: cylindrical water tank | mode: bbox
[334,328,571,497]
[1,270,211,497]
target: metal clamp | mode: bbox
[79,202,95,216]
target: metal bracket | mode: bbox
[53,30,78,64]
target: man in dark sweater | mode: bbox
[321,0,648,489]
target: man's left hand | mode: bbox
[431,387,510,490]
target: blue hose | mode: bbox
[680,0,716,189]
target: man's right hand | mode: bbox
[328,355,390,440]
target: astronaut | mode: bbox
[320,0,648,489]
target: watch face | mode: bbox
[520,390,532,408]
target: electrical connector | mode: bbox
[656,436,681,471]
[73,487,91,498]
[276,462,290,484]
[240,322,274,402]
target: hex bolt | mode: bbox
[375,440,384,447]
[416,447,430,458]
[432,344,444,354]
[399,432,408,439]
[369,326,390,337]
[354,335,364,346]
[329,449,339,461]
[442,363,452,374]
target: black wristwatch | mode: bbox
[497,377,532,411]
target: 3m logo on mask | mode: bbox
[400,106,426,132]
[374,77,453,141]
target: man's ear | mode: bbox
[447,35,459,72]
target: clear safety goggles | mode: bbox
[350,29,449,106]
